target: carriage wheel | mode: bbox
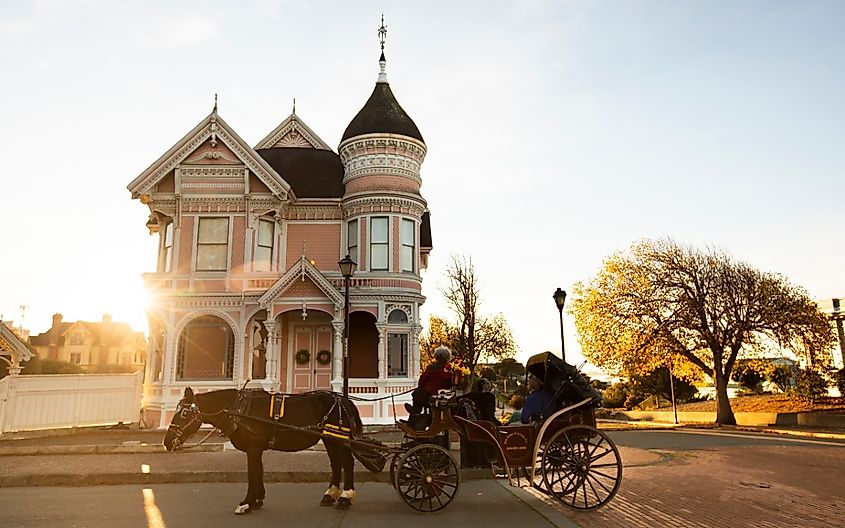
[540,425,622,510]
[394,443,460,512]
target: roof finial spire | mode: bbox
[377,14,388,83]
[292,97,296,115]
[213,93,218,114]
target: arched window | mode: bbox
[387,309,408,324]
[176,316,234,380]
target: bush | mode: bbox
[835,368,845,395]
[20,356,84,375]
[767,364,796,393]
[793,368,829,402]
[601,382,629,408]
[731,360,767,393]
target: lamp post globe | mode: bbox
[338,255,357,398]
[553,287,567,362]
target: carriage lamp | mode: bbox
[553,288,567,363]
[338,255,357,398]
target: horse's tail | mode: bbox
[340,397,386,473]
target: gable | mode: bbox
[127,110,292,200]
[0,321,33,363]
[259,256,343,309]
[254,113,332,151]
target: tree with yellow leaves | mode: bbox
[571,239,834,425]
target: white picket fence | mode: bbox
[0,372,143,434]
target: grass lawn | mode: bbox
[674,394,845,414]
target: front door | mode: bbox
[291,324,333,393]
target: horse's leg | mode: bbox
[320,440,342,506]
[335,444,356,510]
[235,447,263,515]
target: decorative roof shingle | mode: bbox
[341,82,424,144]
[256,148,344,198]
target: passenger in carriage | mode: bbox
[406,346,454,414]
[505,394,524,425]
[464,377,497,422]
[521,373,554,423]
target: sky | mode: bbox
[1,0,843,373]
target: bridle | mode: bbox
[166,400,203,450]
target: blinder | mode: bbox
[167,400,202,450]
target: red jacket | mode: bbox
[418,363,453,395]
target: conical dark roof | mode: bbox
[341,82,424,143]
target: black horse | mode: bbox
[163,387,384,514]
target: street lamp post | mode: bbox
[553,288,567,363]
[338,254,357,398]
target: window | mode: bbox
[347,219,358,264]
[70,353,81,364]
[196,217,229,271]
[387,333,408,377]
[370,217,388,270]
[388,309,408,324]
[162,222,174,272]
[400,219,415,272]
[255,219,274,271]
[69,333,84,346]
[176,316,235,380]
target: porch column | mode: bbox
[264,320,279,385]
[332,320,344,383]
[376,323,387,380]
[411,324,423,379]
[162,310,177,384]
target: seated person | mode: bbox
[505,394,524,425]
[463,377,497,422]
[521,374,554,423]
[406,346,453,415]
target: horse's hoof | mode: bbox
[335,497,352,509]
[234,504,251,515]
[320,495,337,506]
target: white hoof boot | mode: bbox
[234,503,250,515]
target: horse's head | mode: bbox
[164,387,202,452]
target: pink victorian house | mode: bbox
[128,51,432,428]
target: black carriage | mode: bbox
[390,352,622,512]
[164,352,621,515]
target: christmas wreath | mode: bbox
[295,349,311,365]
[316,349,332,366]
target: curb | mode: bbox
[0,468,493,488]
[496,480,580,528]
[0,444,223,456]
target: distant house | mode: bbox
[29,313,145,371]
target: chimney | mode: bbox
[52,313,63,329]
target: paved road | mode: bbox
[549,429,845,528]
[0,481,573,528]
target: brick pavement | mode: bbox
[532,445,845,528]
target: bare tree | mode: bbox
[439,255,516,372]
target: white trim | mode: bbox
[128,111,291,200]
[254,113,333,151]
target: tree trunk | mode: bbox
[714,372,736,425]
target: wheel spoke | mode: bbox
[586,471,613,494]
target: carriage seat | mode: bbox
[431,389,458,408]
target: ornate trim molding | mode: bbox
[128,112,290,201]
[181,167,245,178]
[341,195,427,217]
[258,256,343,309]
[254,114,332,151]
[338,135,427,165]
[342,152,422,184]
